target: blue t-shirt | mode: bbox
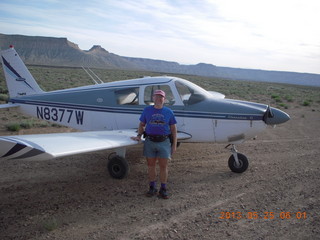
[140,106,177,135]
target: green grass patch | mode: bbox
[302,100,311,106]
[43,217,59,231]
[6,123,21,131]
[278,103,289,109]
[285,95,294,102]
[6,120,38,131]
[0,93,8,102]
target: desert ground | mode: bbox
[0,104,319,240]
[0,68,319,239]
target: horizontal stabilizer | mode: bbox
[0,103,20,109]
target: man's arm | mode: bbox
[131,121,146,141]
[170,124,177,154]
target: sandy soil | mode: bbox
[0,106,319,240]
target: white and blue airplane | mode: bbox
[0,46,290,178]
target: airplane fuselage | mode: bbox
[7,76,288,144]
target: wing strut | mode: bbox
[82,66,104,84]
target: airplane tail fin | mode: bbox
[1,46,44,98]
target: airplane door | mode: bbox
[174,80,216,142]
[172,105,185,133]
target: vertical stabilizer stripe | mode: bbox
[1,56,22,78]
[2,56,34,90]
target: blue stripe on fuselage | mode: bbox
[10,99,263,121]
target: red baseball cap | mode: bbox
[153,89,166,97]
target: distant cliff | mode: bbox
[1,33,319,86]
[123,58,320,87]
[0,34,138,69]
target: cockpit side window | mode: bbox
[115,87,139,105]
[175,81,207,105]
[144,85,175,106]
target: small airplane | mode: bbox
[0,46,290,178]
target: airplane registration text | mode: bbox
[36,106,84,125]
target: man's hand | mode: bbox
[131,136,141,142]
[171,144,177,155]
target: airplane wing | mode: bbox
[0,130,140,161]
[0,130,192,161]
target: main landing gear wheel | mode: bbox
[228,153,249,173]
[225,144,249,173]
[107,154,129,179]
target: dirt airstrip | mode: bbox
[0,106,319,239]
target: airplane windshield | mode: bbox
[175,80,210,105]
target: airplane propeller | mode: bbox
[263,105,290,125]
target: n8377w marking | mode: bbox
[36,106,84,125]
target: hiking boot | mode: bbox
[146,186,158,197]
[158,187,169,199]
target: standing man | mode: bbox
[132,89,177,199]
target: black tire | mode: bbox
[228,153,249,173]
[107,156,129,179]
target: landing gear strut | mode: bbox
[225,144,249,173]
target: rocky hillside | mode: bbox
[0,34,138,69]
[1,33,319,86]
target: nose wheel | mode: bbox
[226,144,249,173]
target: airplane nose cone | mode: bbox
[263,107,290,125]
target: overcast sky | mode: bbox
[1,0,319,74]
